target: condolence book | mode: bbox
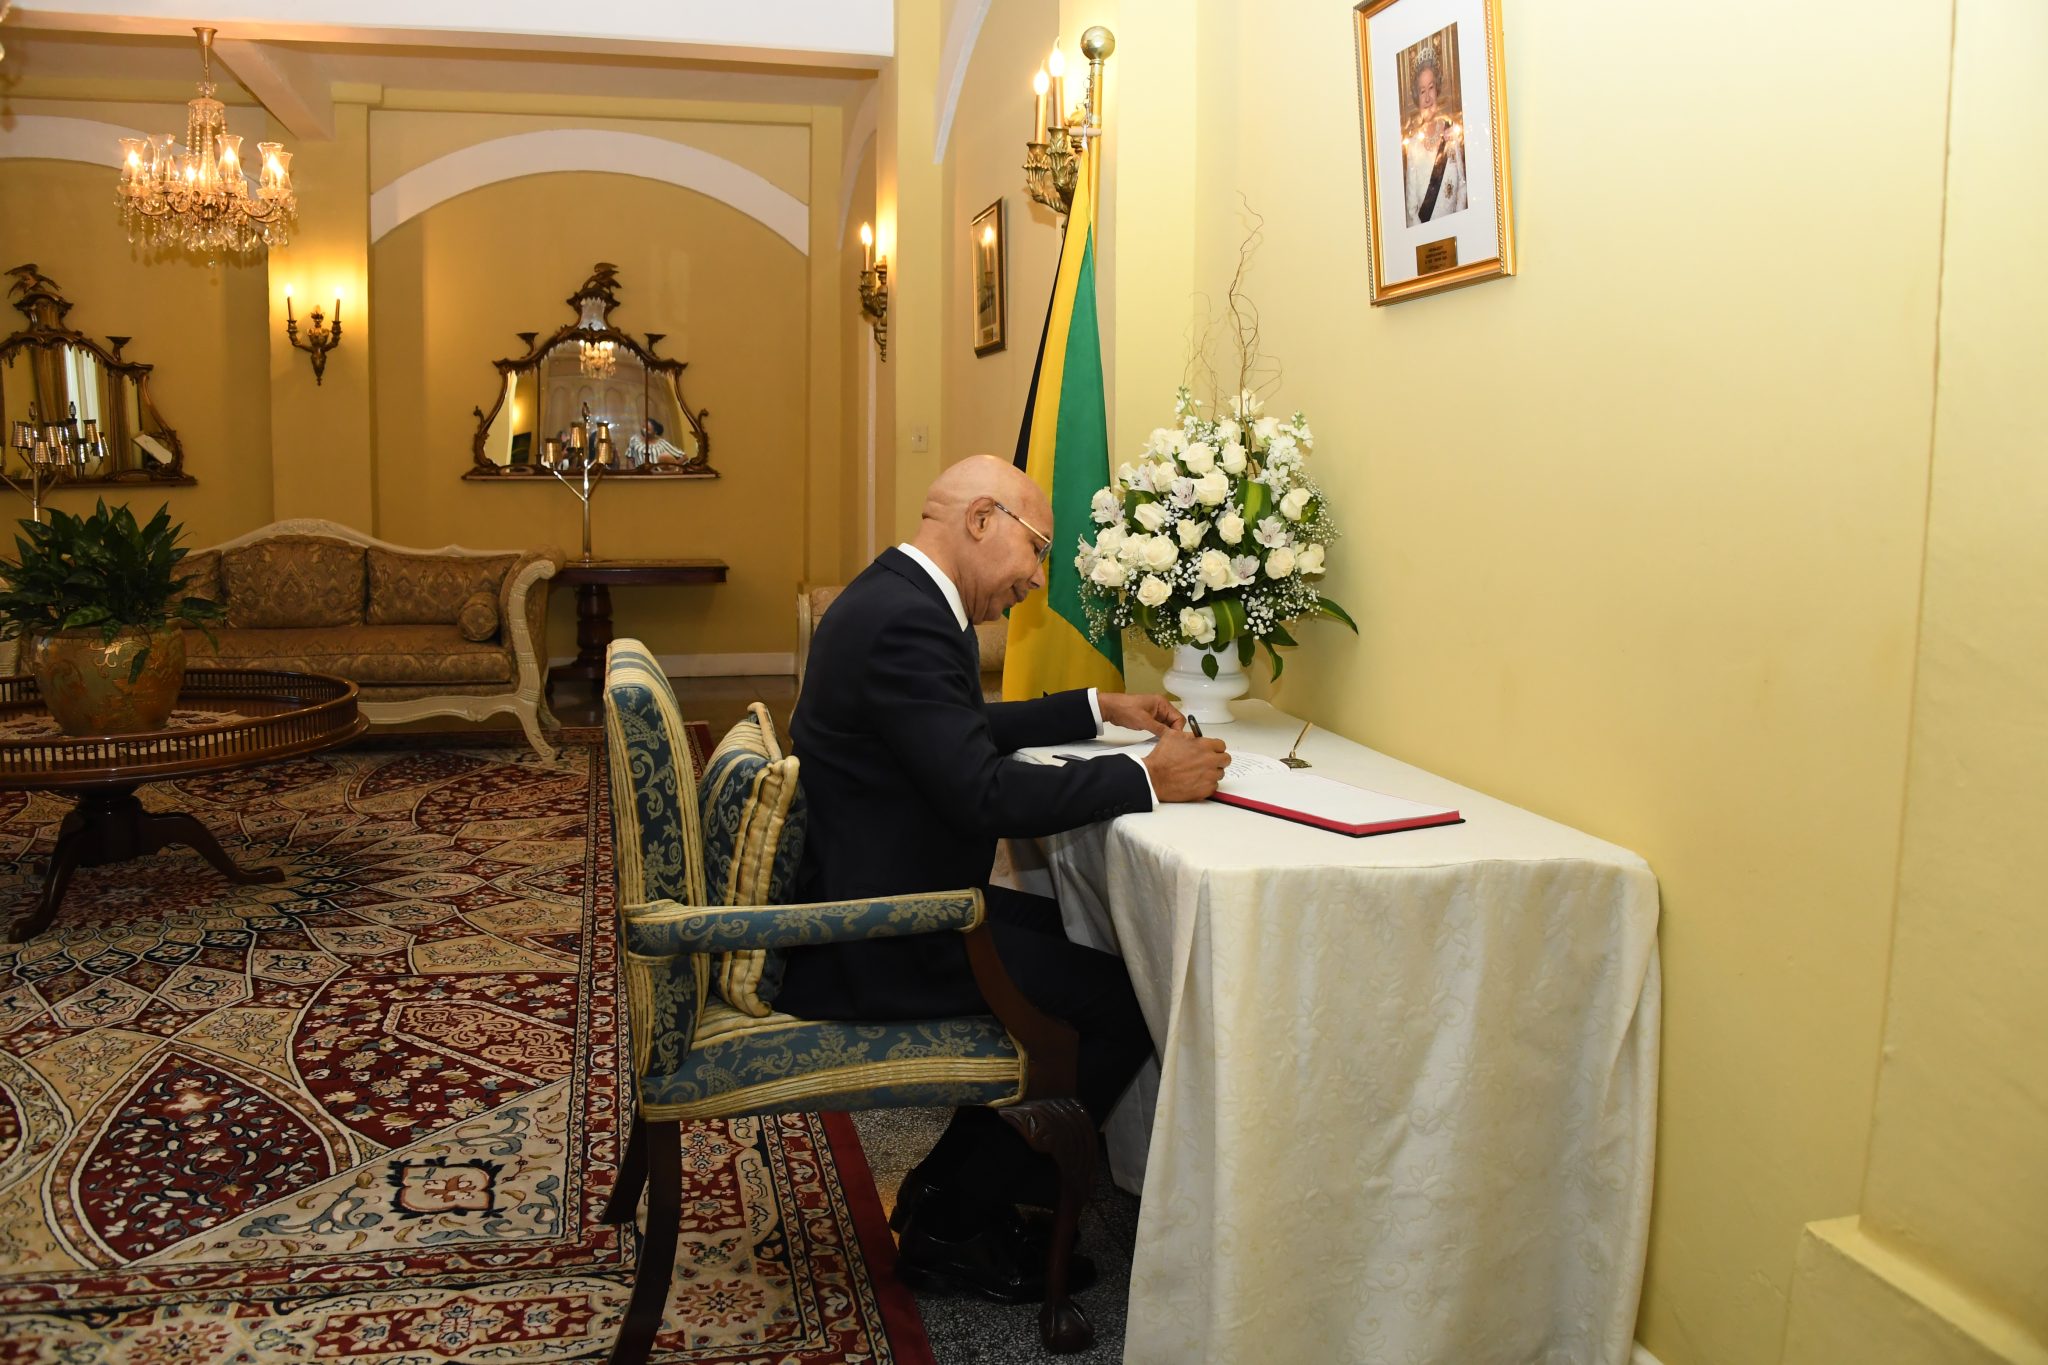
[1212,768,1463,838]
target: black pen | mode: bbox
[1187,716,1203,738]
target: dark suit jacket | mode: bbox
[778,548,1151,1017]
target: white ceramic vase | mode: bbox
[1163,642,1248,725]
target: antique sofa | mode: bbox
[175,519,559,759]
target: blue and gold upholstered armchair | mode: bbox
[599,640,1099,1361]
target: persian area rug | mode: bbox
[0,728,934,1364]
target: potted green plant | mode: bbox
[0,500,224,735]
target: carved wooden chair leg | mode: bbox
[609,1119,681,1365]
[602,1109,649,1225]
[999,1097,1098,1354]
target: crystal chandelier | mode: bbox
[576,293,617,378]
[115,27,296,261]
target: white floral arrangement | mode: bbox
[1074,386,1356,679]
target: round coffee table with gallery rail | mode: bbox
[0,669,367,943]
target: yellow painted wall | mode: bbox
[0,154,273,545]
[939,0,1063,469]
[1782,0,2048,1360]
[1190,5,1955,1360]
[928,1,2006,1361]
[369,169,809,660]
[843,136,881,572]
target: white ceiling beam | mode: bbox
[212,38,335,141]
[11,0,894,68]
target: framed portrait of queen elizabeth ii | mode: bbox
[1354,0,1516,303]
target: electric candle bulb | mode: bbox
[1033,68,1049,139]
[1047,46,1067,127]
[859,222,875,270]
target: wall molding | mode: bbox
[370,128,809,251]
[550,651,793,678]
[0,114,149,168]
[932,0,992,165]
[837,83,880,247]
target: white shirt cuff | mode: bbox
[1089,689,1158,809]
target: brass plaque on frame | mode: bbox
[1415,238,1460,276]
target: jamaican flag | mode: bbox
[1002,135,1122,700]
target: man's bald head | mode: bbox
[909,454,1053,624]
[920,454,1048,527]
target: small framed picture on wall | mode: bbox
[970,198,1006,356]
[1354,0,1516,304]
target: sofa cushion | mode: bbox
[221,537,366,629]
[171,549,221,607]
[456,590,499,642]
[187,625,513,685]
[698,703,805,1017]
[366,549,518,626]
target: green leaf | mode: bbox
[1212,597,1246,645]
[57,606,113,630]
[1237,634,1256,667]
[1268,622,1298,648]
[1317,596,1360,633]
[128,644,151,682]
[1266,642,1285,682]
[1201,651,1219,679]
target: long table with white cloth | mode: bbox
[1026,700,1660,1365]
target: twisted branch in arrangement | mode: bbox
[1182,199,1284,407]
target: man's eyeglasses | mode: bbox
[991,500,1054,566]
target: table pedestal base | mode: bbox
[7,785,285,943]
[545,581,613,698]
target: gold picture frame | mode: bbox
[1354,0,1516,304]
[970,198,1007,357]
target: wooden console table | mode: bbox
[545,558,729,700]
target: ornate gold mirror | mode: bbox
[467,263,714,480]
[1,264,193,487]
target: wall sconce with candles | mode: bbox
[857,222,889,361]
[1024,26,1116,219]
[284,284,343,385]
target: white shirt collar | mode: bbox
[896,542,970,631]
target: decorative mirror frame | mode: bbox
[466,263,715,481]
[1,264,194,485]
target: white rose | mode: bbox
[1094,525,1127,558]
[1179,606,1216,644]
[1152,461,1180,491]
[1296,543,1326,575]
[1218,417,1242,444]
[1280,488,1311,521]
[1146,427,1176,456]
[1219,440,1248,475]
[1217,511,1245,544]
[1194,469,1231,506]
[1177,518,1207,551]
[1265,546,1297,578]
[1253,415,1280,443]
[1140,535,1178,572]
[1198,548,1234,590]
[1133,500,1168,533]
[1181,441,1216,475]
[1116,532,1149,564]
[1136,574,1172,608]
[1092,487,1123,525]
[1089,556,1129,588]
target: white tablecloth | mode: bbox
[1035,702,1660,1365]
